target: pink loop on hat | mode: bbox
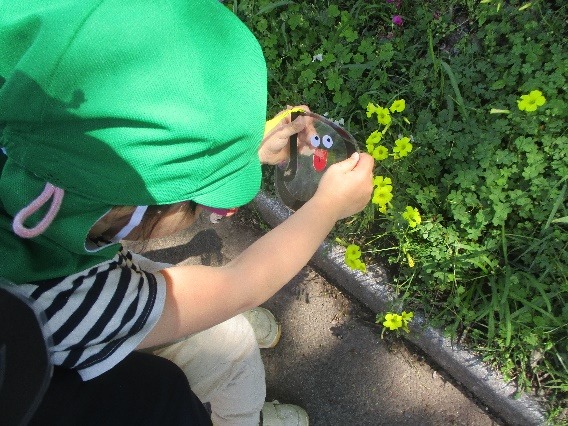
[12,183,65,238]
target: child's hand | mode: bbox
[259,105,310,165]
[312,152,374,220]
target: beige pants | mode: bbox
[132,253,265,425]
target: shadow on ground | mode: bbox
[129,210,503,426]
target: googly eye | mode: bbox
[322,135,333,149]
[310,135,321,147]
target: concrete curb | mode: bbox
[253,191,547,426]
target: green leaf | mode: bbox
[333,90,353,107]
[326,71,342,91]
[255,17,268,32]
[490,80,506,90]
[288,14,303,30]
[255,0,294,15]
[440,60,469,120]
[543,182,567,231]
[378,42,394,63]
[340,27,358,43]
[327,4,340,18]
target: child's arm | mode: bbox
[138,152,374,348]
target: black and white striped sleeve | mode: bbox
[10,249,167,380]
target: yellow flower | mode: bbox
[346,257,367,272]
[373,176,393,207]
[345,244,366,271]
[345,244,362,260]
[389,99,406,113]
[401,311,414,323]
[402,206,422,228]
[383,313,403,330]
[372,145,389,161]
[372,186,393,206]
[376,107,392,126]
[373,175,392,189]
[517,90,546,112]
[406,252,415,268]
[366,130,382,145]
[366,102,380,118]
[401,310,414,332]
[393,137,412,158]
[344,244,366,272]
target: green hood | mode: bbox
[0,0,267,283]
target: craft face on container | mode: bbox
[275,111,359,210]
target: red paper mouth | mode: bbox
[313,148,328,172]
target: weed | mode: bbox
[238,0,568,420]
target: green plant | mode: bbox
[237,0,567,419]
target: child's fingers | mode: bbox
[352,152,374,174]
[332,152,360,172]
[332,152,373,174]
[276,115,307,139]
[316,151,374,219]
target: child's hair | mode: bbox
[137,202,198,241]
[91,201,198,243]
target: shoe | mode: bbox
[261,400,309,426]
[242,307,281,349]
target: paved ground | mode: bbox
[130,207,503,426]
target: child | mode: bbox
[0,0,373,424]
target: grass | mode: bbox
[234,0,568,421]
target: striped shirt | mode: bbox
[7,246,166,380]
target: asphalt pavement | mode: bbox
[128,198,510,426]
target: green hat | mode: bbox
[0,0,267,283]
